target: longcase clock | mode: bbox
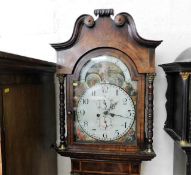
[51,9,162,175]
[160,48,191,175]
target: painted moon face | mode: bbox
[85,73,101,87]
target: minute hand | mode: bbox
[109,113,131,119]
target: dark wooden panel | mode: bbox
[2,79,57,175]
[0,87,6,175]
[81,161,130,173]
[0,144,2,175]
[71,159,140,175]
[0,51,55,73]
[0,52,57,175]
[0,88,2,174]
[173,143,187,175]
[173,74,184,137]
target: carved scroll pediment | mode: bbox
[51,9,162,74]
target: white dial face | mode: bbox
[76,84,135,141]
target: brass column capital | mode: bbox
[180,72,190,80]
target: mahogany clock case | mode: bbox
[52,9,162,175]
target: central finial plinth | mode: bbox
[94,9,114,17]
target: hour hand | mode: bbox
[109,113,131,119]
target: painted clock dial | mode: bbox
[74,55,137,144]
[77,84,135,141]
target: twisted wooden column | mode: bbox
[57,74,66,151]
[146,73,155,153]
